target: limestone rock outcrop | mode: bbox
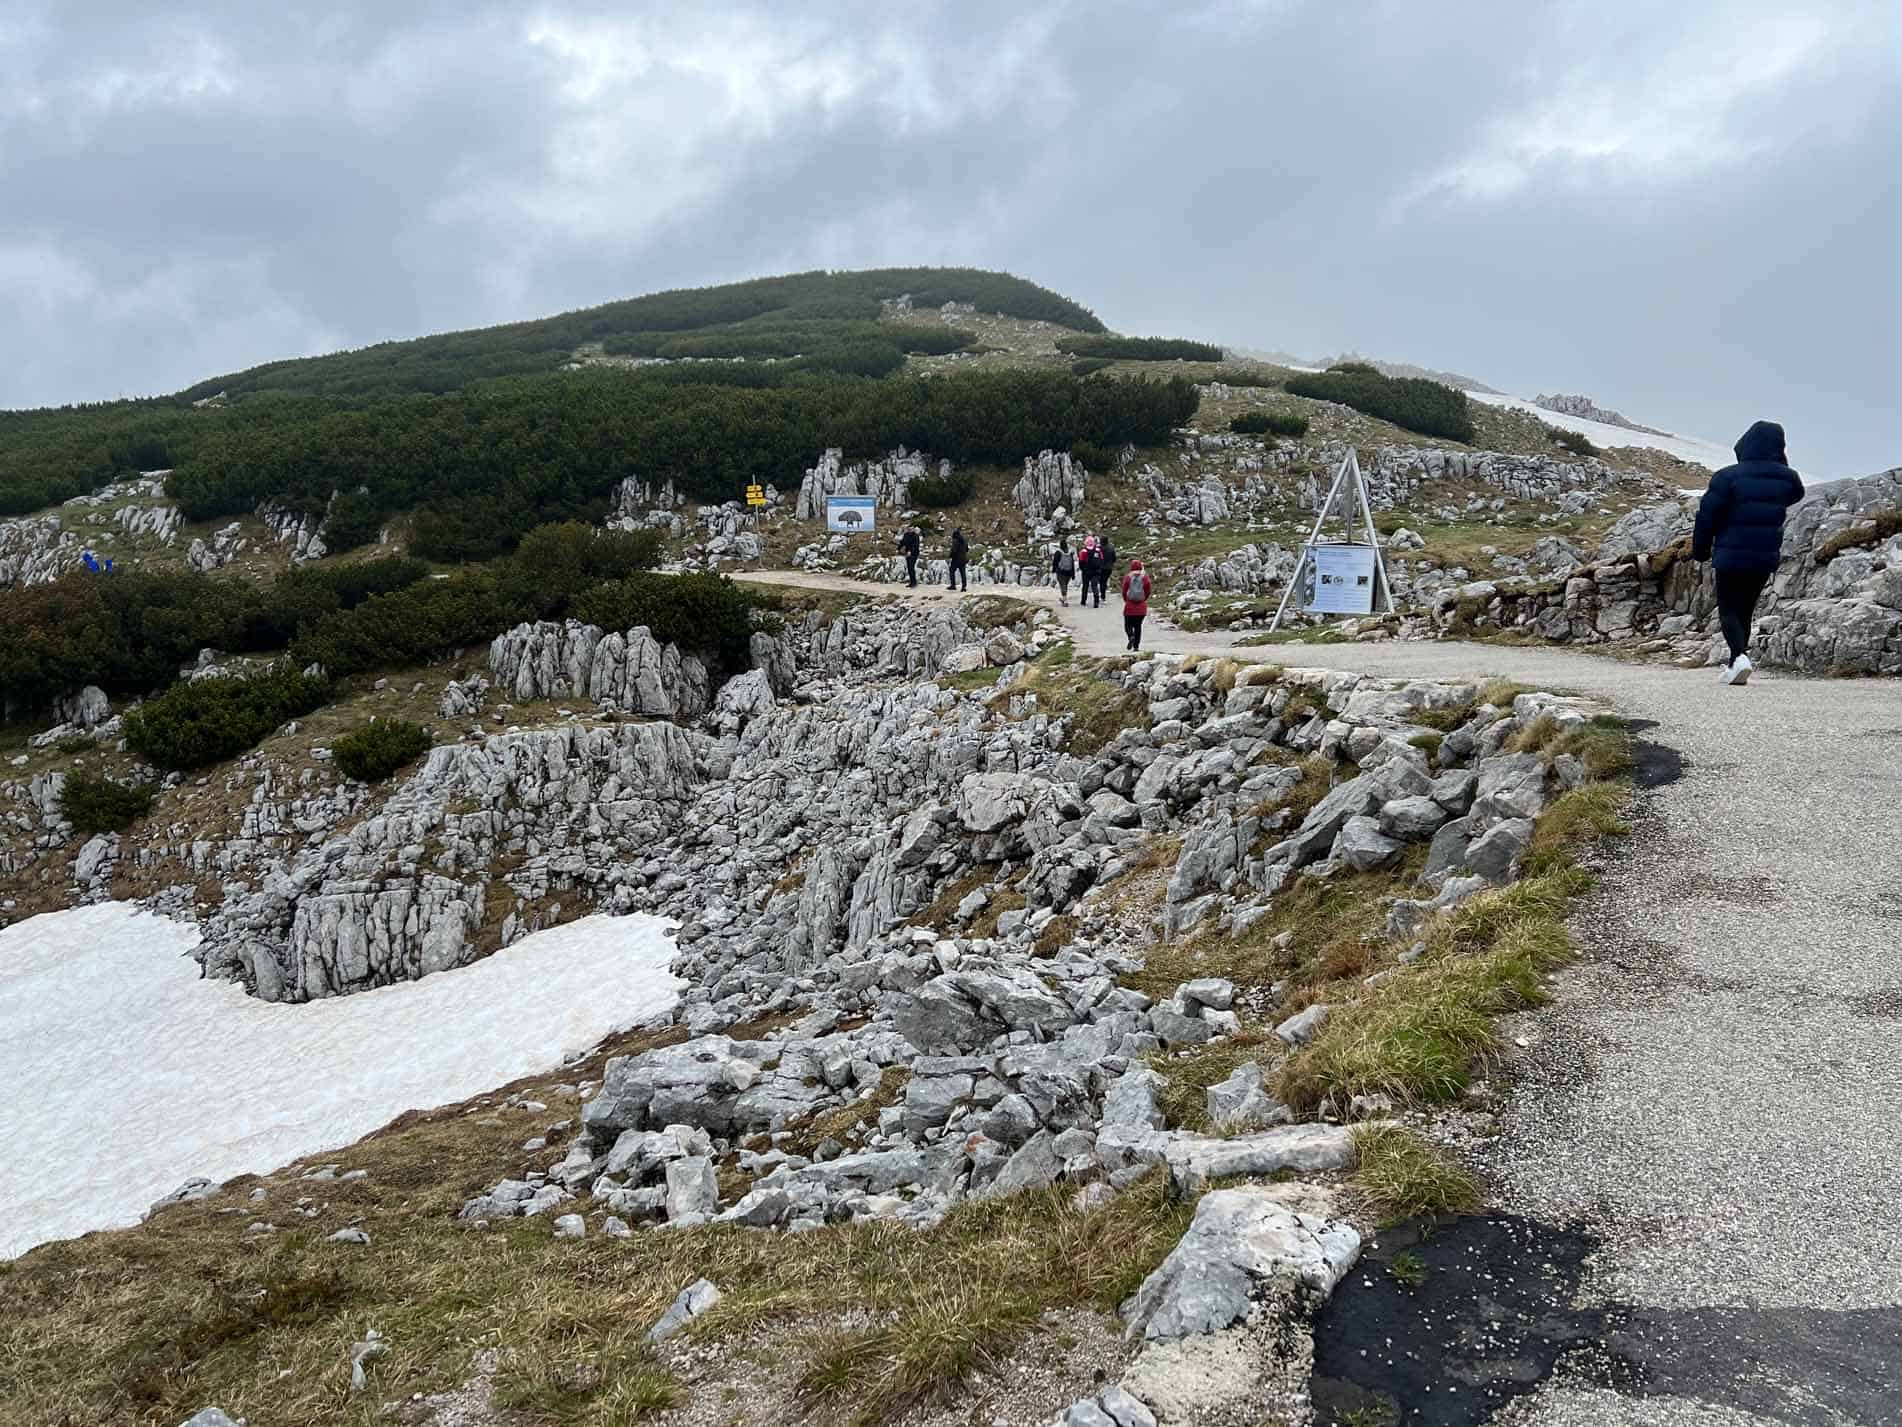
[1014,450,1088,520]
[795,447,945,520]
[196,720,722,1000]
[488,620,716,719]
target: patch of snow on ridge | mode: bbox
[1468,391,1733,470]
[0,904,682,1260]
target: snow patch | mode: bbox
[0,903,682,1260]
[1468,391,1732,470]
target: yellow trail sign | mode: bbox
[744,483,766,507]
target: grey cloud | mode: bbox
[1,0,1895,477]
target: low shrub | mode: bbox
[1203,368,1282,389]
[570,572,776,674]
[1055,335,1224,363]
[907,465,975,508]
[319,490,386,553]
[237,555,432,651]
[1230,410,1310,437]
[1285,367,1474,442]
[1069,358,1112,377]
[1070,440,1117,472]
[330,718,433,783]
[124,666,332,770]
[0,554,432,714]
[293,523,664,679]
[1548,426,1598,458]
[57,770,156,835]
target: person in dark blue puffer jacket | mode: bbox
[1692,420,1805,685]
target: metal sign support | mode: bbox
[1269,447,1395,631]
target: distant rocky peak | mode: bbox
[1533,393,1667,437]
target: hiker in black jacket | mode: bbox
[1096,533,1118,608]
[1692,420,1805,685]
[1052,539,1076,606]
[1079,535,1103,606]
[947,528,969,592]
[898,525,921,587]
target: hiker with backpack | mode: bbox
[898,525,922,588]
[1078,535,1101,607]
[1692,420,1805,685]
[947,527,969,592]
[1095,532,1117,608]
[1121,558,1151,651]
[1052,539,1077,606]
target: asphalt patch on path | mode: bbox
[1610,1303,1902,1426]
[1621,719,1685,788]
[1310,1213,1622,1427]
[1311,1214,1902,1426]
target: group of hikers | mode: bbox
[884,418,1802,677]
[896,525,1153,651]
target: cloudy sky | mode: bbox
[3,0,1897,477]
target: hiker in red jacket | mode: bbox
[1121,558,1151,651]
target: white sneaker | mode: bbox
[1721,654,1753,686]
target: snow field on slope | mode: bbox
[1468,390,1733,469]
[0,903,682,1259]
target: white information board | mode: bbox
[1304,543,1379,615]
[825,496,876,532]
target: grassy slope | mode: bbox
[0,1004,1189,1427]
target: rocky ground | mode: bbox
[6,378,1901,1425]
[0,474,347,590]
[4,579,1640,1427]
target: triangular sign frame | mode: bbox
[1269,447,1395,631]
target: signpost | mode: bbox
[1269,448,1394,631]
[1306,543,1380,614]
[825,495,876,533]
[744,483,766,508]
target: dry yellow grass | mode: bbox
[1350,1124,1481,1224]
[1033,913,1078,958]
[993,650,1149,756]
[966,886,1028,939]
[0,1026,1188,1427]
[1148,1029,1280,1133]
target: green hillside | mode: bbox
[175,267,1105,402]
[0,268,1110,520]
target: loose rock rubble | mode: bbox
[183,601,1050,997]
[422,635,1590,1254]
[610,474,774,567]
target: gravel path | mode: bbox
[742,572,1902,1422]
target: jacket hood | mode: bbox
[1129,558,1144,570]
[1734,420,1787,464]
